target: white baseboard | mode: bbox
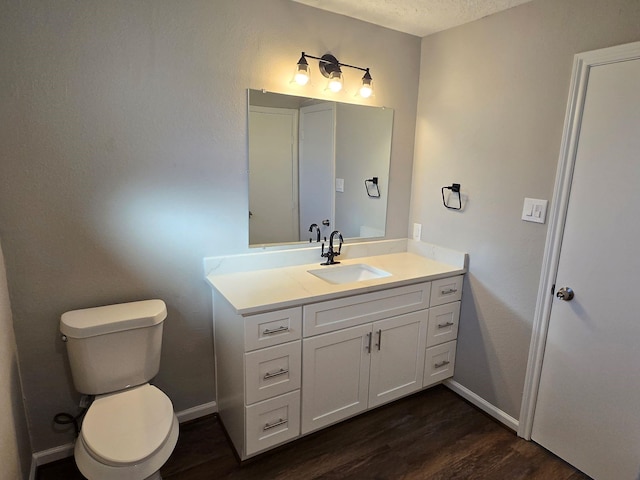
[176,400,217,423]
[444,379,519,432]
[30,400,218,479]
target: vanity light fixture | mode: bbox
[294,53,310,86]
[295,51,373,97]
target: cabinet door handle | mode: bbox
[434,360,451,368]
[262,325,289,335]
[263,368,289,380]
[365,332,372,353]
[376,329,382,351]
[437,321,455,329]
[263,418,287,431]
[441,288,458,295]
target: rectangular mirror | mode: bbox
[248,89,393,247]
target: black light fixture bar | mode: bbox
[300,52,370,75]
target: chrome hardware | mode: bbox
[61,334,68,342]
[376,329,382,351]
[441,288,458,295]
[437,321,455,329]
[263,368,289,380]
[556,287,574,301]
[434,360,450,368]
[322,219,330,226]
[365,332,372,352]
[263,418,287,431]
[262,326,289,335]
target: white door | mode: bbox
[248,106,299,245]
[298,103,335,240]
[531,45,640,480]
[301,324,371,434]
[368,311,427,408]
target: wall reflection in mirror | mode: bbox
[248,89,393,247]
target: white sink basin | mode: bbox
[308,263,391,285]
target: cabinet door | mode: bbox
[301,324,371,434]
[369,311,427,408]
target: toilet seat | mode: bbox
[81,384,174,466]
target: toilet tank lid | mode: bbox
[60,299,167,339]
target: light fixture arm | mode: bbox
[299,52,370,77]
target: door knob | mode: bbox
[556,287,574,301]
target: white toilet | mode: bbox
[60,299,179,480]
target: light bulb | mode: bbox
[359,70,373,98]
[328,71,343,92]
[359,84,373,98]
[295,68,310,86]
[295,54,310,86]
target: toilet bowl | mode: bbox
[60,299,179,480]
[74,384,179,480]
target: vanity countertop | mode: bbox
[207,252,465,315]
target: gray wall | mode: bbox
[411,0,640,419]
[0,0,420,451]
[0,239,31,480]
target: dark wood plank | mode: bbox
[36,386,591,480]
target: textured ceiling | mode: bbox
[290,0,534,37]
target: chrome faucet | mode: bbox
[321,230,343,265]
[308,223,321,243]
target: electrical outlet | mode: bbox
[413,223,422,241]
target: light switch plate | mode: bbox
[522,198,548,224]
[413,223,422,241]
[335,178,344,193]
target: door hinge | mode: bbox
[551,284,556,295]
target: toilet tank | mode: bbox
[60,299,167,395]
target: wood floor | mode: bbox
[37,385,590,480]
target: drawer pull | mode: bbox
[437,321,455,329]
[262,326,289,335]
[263,368,289,380]
[441,288,458,295]
[263,418,287,431]
[434,360,451,368]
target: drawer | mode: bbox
[430,276,463,307]
[244,307,302,351]
[303,282,430,337]
[423,340,457,387]
[245,390,300,456]
[245,341,301,404]
[426,302,460,347]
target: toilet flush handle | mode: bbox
[61,334,68,342]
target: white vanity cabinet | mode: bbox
[212,272,464,460]
[213,293,303,460]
